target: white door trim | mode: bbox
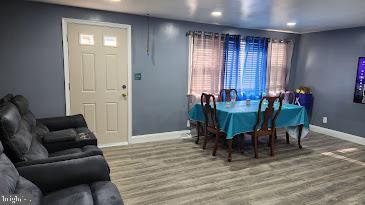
[62,18,133,144]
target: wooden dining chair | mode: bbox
[200,93,228,160]
[279,91,296,144]
[187,94,203,144]
[218,89,238,102]
[249,96,283,158]
[280,91,296,104]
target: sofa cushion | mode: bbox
[49,146,102,158]
[0,103,36,161]
[42,182,123,205]
[34,123,50,137]
[0,103,48,162]
[0,103,21,137]
[15,176,42,205]
[42,184,93,205]
[49,148,83,157]
[23,112,37,131]
[43,129,77,144]
[0,93,14,104]
[11,95,38,130]
[0,152,19,194]
[11,95,29,116]
[91,181,124,205]
[23,137,49,161]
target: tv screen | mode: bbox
[354,57,365,104]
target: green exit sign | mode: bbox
[134,73,142,80]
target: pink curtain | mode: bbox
[188,33,225,99]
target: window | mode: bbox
[188,33,224,97]
[267,41,294,96]
[187,31,293,102]
[223,36,268,100]
[223,35,244,91]
[104,36,117,47]
[241,37,268,99]
[79,34,94,45]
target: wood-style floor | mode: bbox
[102,130,365,205]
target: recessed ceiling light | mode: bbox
[211,11,222,17]
[287,22,296,27]
[110,0,121,2]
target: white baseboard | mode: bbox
[131,130,191,144]
[98,130,191,148]
[310,124,365,146]
[98,142,129,148]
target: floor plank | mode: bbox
[102,131,365,205]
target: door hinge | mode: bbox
[68,83,70,90]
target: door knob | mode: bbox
[122,93,127,97]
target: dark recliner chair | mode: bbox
[10,95,97,153]
[0,102,103,169]
[0,141,124,205]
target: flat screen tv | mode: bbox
[354,57,365,104]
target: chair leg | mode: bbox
[195,122,200,144]
[212,133,220,156]
[270,134,275,156]
[203,127,208,149]
[240,134,245,154]
[227,139,233,162]
[252,135,258,159]
[286,132,290,144]
[275,129,278,140]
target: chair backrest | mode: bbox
[254,96,283,135]
[218,89,238,102]
[280,91,296,104]
[0,93,14,105]
[0,102,48,162]
[200,93,218,129]
[10,95,37,130]
[0,141,43,201]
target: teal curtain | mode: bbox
[241,36,269,100]
[222,34,243,100]
[222,35,269,100]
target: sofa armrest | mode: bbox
[37,114,88,131]
[17,155,110,193]
[15,146,103,167]
[42,129,77,143]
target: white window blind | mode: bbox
[223,38,246,91]
[267,41,293,96]
[188,34,224,96]
[241,37,268,99]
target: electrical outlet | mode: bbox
[323,117,328,124]
[187,120,190,128]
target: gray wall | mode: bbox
[0,1,299,135]
[294,27,365,137]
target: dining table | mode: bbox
[189,100,309,149]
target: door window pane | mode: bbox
[104,36,117,47]
[79,34,94,45]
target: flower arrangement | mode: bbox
[295,86,311,94]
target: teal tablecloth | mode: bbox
[189,100,309,139]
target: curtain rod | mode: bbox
[186,30,293,43]
[186,31,225,37]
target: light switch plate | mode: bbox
[134,73,142,80]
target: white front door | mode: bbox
[67,23,129,145]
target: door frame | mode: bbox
[62,18,132,144]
